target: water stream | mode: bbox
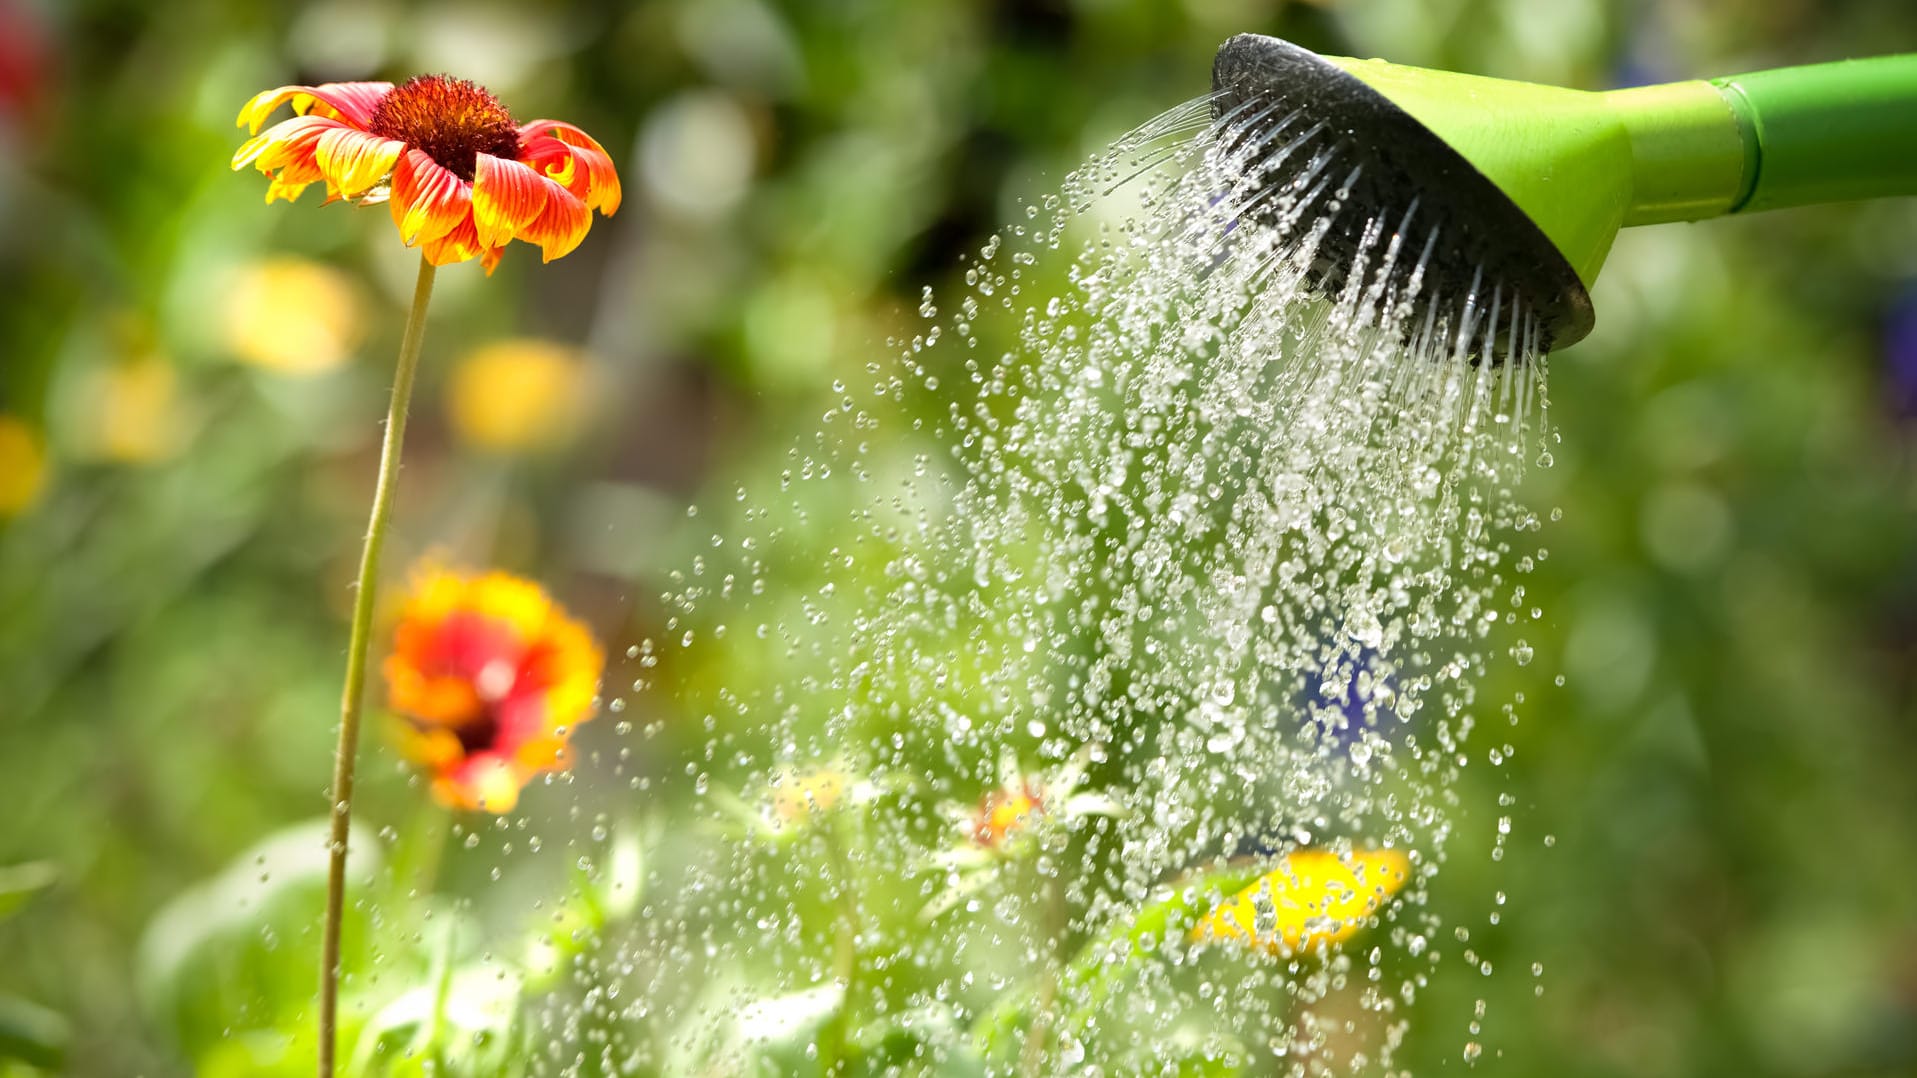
[539,94,1555,1075]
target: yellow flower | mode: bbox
[383,566,604,813]
[1192,848,1412,955]
[78,356,180,464]
[232,75,620,274]
[224,257,364,374]
[768,766,849,826]
[445,339,587,453]
[0,417,47,515]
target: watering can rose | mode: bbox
[384,568,605,813]
[233,75,620,272]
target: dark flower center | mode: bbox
[369,74,520,182]
[453,709,501,756]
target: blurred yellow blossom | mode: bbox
[78,356,180,464]
[0,417,48,515]
[769,766,849,825]
[223,257,365,375]
[1192,848,1411,955]
[445,338,588,453]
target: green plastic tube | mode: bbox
[1329,49,1917,289]
[1711,55,1917,214]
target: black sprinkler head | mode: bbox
[1210,34,1594,353]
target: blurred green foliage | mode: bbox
[1,0,1914,1075]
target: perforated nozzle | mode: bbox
[1211,34,1595,351]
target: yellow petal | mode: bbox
[0,417,48,515]
[1193,848,1412,955]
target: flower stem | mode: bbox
[818,820,864,1074]
[1019,863,1066,1078]
[318,255,437,1078]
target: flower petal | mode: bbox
[437,754,525,814]
[234,115,352,203]
[519,182,591,263]
[236,81,392,134]
[389,149,471,245]
[314,127,405,200]
[232,114,341,172]
[471,154,548,250]
[517,119,621,215]
[518,135,587,200]
[420,213,484,267]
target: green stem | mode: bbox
[1018,863,1065,1078]
[318,255,438,1078]
[817,821,863,1075]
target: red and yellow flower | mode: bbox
[383,567,604,812]
[233,75,620,273]
[970,781,1046,849]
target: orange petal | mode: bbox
[518,136,586,201]
[232,114,342,173]
[236,81,392,133]
[389,150,470,245]
[314,127,405,200]
[481,245,507,276]
[264,172,319,204]
[471,155,548,250]
[518,120,621,215]
[395,724,466,771]
[420,213,483,267]
[519,182,591,263]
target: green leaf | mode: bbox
[136,817,386,1056]
[0,864,56,922]
[348,963,525,1077]
[0,996,67,1070]
[972,862,1265,1061]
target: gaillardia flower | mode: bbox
[1192,848,1411,955]
[384,568,604,812]
[233,75,620,272]
[921,750,1122,920]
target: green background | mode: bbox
[0,0,1914,1074]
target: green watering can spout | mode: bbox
[1212,35,1917,351]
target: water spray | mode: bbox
[1213,34,1917,350]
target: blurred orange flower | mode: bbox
[1192,848,1411,955]
[232,75,620,273]
[383,567,604,812]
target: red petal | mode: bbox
[518,136,587,200]
[517,119,621,215]
[232,114,345,172]
[520,181,591,263]
[236,81,392,133]
[420,213,483,267]
[389,150,470,245]
[471,154,548,249]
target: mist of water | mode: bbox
[536,94,1555,1075]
